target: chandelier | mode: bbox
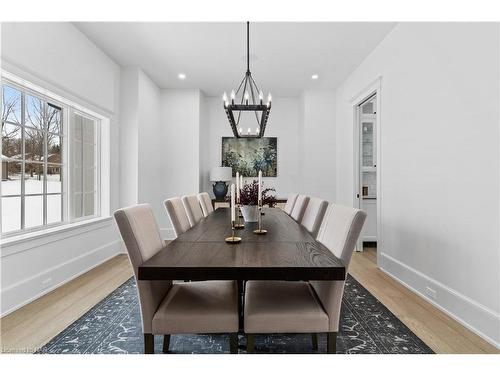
[222,22,272,138]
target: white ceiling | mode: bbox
[74,22,395,97]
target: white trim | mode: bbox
[350,76,382,253]
[0,240,123,317]
[1,216,113,256]
[379,251,500,349]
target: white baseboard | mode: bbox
[0,240,122,317]
[160,227,176,241]
[379,251,500,349]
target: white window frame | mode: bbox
[69,109,102,223]
[1,70,110,241]
[1,79,67,235]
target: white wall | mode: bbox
[301,90,336,202]
[160,89,201,235]
[137,70,164,229]
[335,23,500,347]
[1,23,122,316]
[204,96,301,198]
[119,67,139,207]
[119,67,166,231]
[199,92,210,193]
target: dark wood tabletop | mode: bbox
[138,208,345,281]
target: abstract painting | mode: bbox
[222,137,277,177]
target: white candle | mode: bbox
[230,183,235,222]
[236,172,240,202]
[240,175,243,192]
[258,170,262,204]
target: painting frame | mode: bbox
[221,136,278,177]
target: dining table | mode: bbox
[138,207,346,330]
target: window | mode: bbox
[71,113,99,220]
[1,78,102,236]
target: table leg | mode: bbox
[238,280,245,332]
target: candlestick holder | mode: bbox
[253,200,267,235]
[234,202,245,229]
[225,221,242,243]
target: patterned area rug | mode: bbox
[37,276,433,354]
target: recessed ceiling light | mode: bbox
[311,74,319,80]
[178,73,186,80]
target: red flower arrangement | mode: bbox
[239,179,277,207]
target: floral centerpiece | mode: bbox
[239,179,277,222]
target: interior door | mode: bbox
[356,95,377,251]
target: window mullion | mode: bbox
[43,101,48,226]
[81,125,85,216]
[20,88,26,230]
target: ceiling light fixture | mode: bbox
[178,73,186,80]
[222,22,271,138]
[311,74,319,80]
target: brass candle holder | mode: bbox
[225,221,242,243]
[234,200,245,229]
[253,199,267,235]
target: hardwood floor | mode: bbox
[349,247,499,354]
[1,248,498,354]
[0,255,133,353]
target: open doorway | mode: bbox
[353,79,381,256]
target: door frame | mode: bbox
[351,77,382,255]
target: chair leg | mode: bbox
[162,334,170,353]
[327,332,337,354]
[246,333,255,353]
[144,333,154,354]
[311,333,318,352]
[229,333,238,354]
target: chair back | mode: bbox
[114,204,172,333]
[283,193,298,215]
[309,204,366,331]
[300,197,328,237]
[290,195,310,222]
[182,195,205,226]
[316,204,366,268]
[198,192,214,217]
[164,197,192,237]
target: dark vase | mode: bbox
[212,181,228,200]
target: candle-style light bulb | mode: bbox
[259,91,264,104]
[239,127,242,133]
[244,91,249,104]
[247,127,251,134]
[267,93,272,102]
[222,92,228,102]
[256,126,260,134]
[230,90,235,104]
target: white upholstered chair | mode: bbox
[300,197,328,238]
[164,197,191,237]
[198,192,214,217]
[244,203,366,353]
[283,193,298,215]
[182,195,205,227]
[290,194,310,222]
[114,204,239,354]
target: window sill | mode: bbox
[1,217,114,256]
